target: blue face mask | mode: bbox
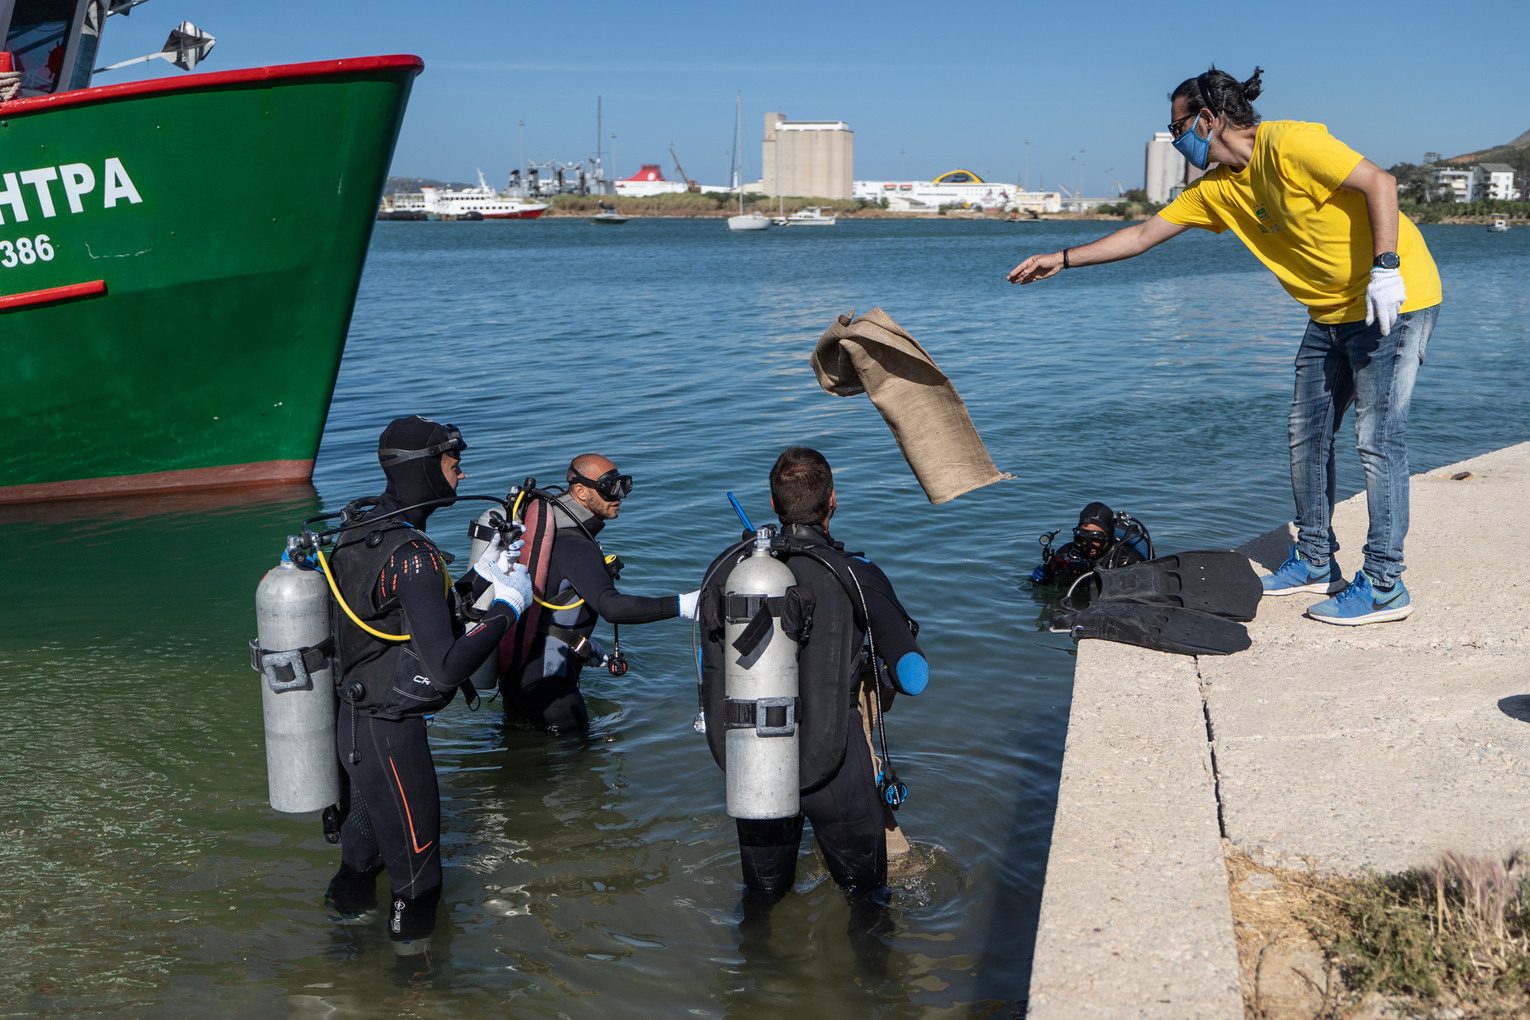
[1172,113,1212,170]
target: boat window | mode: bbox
[5,0,80,95]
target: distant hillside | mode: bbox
[384,175,474,193]
[1444,129,1530,166]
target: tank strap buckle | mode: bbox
[725,593,788,657]
[724,696,799,737]
[249,637,334,693]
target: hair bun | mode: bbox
[1241,66,1264,102]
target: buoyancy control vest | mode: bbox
[699,527,866,792]
[330,514,456,721]
[492,491,612,692]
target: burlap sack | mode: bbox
[810,307,1011,504]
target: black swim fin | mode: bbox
[1089,551,1262,622]
[1053,600,1251,656]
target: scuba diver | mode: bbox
[501,453,699,735]
[1030,501,1152,587]
[324,415,533,948]
[698,447,930,906]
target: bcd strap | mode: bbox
[724,696,799,737]
[249,636,334,693]
[467,520,499,543]
[546,623,594,663]
[728,594,784,657]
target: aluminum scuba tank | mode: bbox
[723,532,800,819]
[251,551,339,813]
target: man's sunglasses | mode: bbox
[572,469,633,502]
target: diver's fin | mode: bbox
[1091,551,1261,622]
[1067,600,1251,656]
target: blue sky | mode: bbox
[98,1,1530,194]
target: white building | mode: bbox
[1433,167,1476,203]
[853,170,1061,213]
[1144,131,1188,205]
[1477,163,1517,201]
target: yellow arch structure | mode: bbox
[933,169,985,184]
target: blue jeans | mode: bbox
[1287,304,1438,588]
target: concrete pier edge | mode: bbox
[1026,442,1530,1017]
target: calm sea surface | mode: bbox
[2,219,1526,1016]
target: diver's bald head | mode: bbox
[568,453,615,482]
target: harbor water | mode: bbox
[2,219,1525,1016]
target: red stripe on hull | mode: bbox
[0,459,314,505]
[479,209,547,220]
[0,280,107,313]
[1,55,425,118]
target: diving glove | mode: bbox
[677,589,701,620]
[483,531,525,572]
[1365,268,1406,337]
[473,556,532,618]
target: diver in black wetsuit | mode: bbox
[700,447,931,904]
[1029,500,1150,587]
[325,415,533,948]
[504,453,700,734]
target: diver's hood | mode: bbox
[1076,500,1116,532]
[377,415,464,527]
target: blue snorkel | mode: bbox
[726,491,755,533]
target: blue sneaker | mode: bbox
[1260,545,1345,596]
[1306,572,1413,626]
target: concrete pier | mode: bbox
[1027,442,1530,1017]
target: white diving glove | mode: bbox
[473,556,532,618]
[677,589,701,620]
[0,71,19,103]
[482,531,525,573]
[1365,268,1406,337]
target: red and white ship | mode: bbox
[421,169,548,219]
[614,163,688,198]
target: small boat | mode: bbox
[590,202,628,225]
[725,92,770,232]
[773,206,837,227]
[1489,216,1509,233]
[728,212,770,231]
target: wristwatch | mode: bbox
[1372,251,1400,270]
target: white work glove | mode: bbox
[482,531,525,573]
[473,556,532,618]
[677,589,701,620]
[1365,268,1406,337]
[0,71,19,102]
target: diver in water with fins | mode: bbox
[1030,501,1151,588]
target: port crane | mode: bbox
[669,144,701,192]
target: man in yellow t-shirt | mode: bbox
[1007,66,1441,628]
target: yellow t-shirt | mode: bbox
[1158,120,1441,324]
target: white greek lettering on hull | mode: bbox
[0,158,142,225]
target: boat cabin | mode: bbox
[1,0,109,97]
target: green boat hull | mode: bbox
[0,56,422,503]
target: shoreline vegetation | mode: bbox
[1228,846,1530,1016]
[536,193,1528,225]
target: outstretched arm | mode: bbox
[1006,215,1189,284]
[1337,158,1399,258]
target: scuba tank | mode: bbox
[722,528,801,820]
[250,543,340,814]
